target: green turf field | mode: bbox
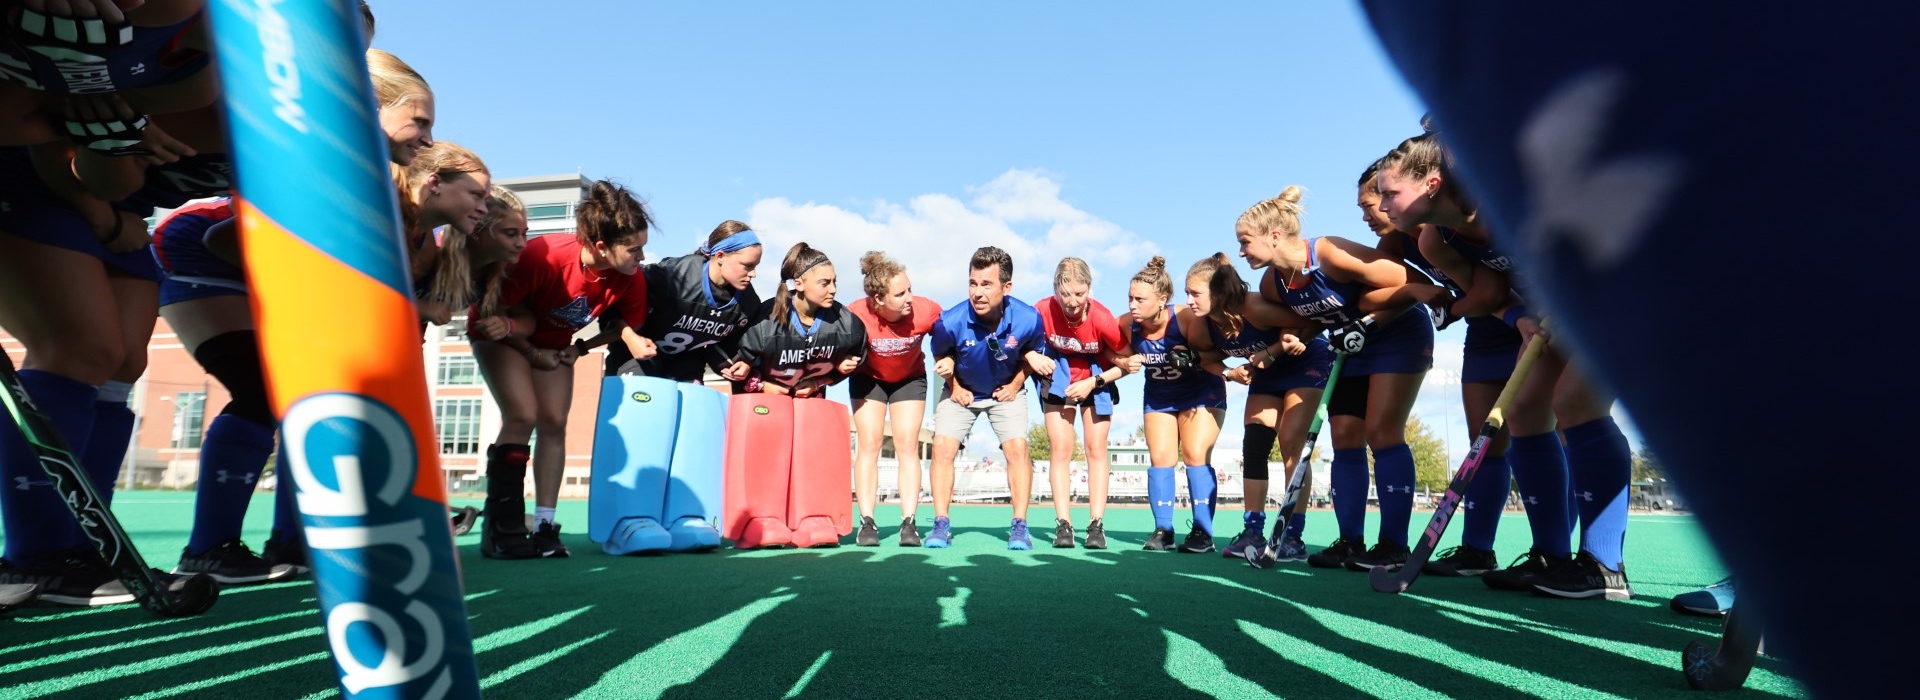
[0,492,1799,699]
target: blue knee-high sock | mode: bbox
[1564,417,1631,569]
[1331,447,1369,542]
[1185,465,1217,535]
[269,448,300,543]
[1374,444,1415,546]
[1284,505,1306,542]
[0,370,99,562]
[188,414,276,553]
[1463,453,1511,551]
[83,382,136,505]
[1509,432,1572,558]
[1147,466,1175,530]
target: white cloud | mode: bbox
[745,168,1158,305]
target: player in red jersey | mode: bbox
[846,251,941,546]
[1029,257,1127,549]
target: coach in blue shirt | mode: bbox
[923,246,1048,551]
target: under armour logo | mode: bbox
[709,308,723,317]
[1518,69,1683,272]
[129,62,146,75]
[1153,499,1173,507]
[1194,498,1210,506]
[214,470,258,485]
[1464,500,1476,510]
[1328,487,1338,496]
[1525,496,1540,505]
[1574,491,1594,502]
[1384,485,1411,494]
[13,476,52,490]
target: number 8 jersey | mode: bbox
[630,253,765,380]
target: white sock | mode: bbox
[535,507,556,526]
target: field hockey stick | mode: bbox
[1682,602,1763,690]
[0,350,219,617]
[1246,351,1347,569]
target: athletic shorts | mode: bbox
[1460,317,1523,385]
[1328,372,1371,419]
[1338,308,1434,378]
[0,149,160,282]
[850,373,929,403]
[1143,375,1228,415]
[933,392,1030,444]
[1248,336,1333,396]
[1035,360,1118,416]
[154,219,246,307]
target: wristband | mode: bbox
[504,317,515,338]
[1501,305,1531,328]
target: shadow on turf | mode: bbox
[0,529,1799,700]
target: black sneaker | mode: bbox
[856,516,880,547]
[898,517,922,547]
[1306,538,1365,569]
[1084,519,1108,550]
[1052,519,1076,548]
[1176,525,1215,554]
[175,539,295,585]
[1345,541,1411,571]
[1532,551,1633,601]
[0,550,133,606]
[1423,545,1498,577]
[532,521,571,558]
[1483,548,1566,592]
[0,582,40,612]
[1143,528,1176,551]
[262,532,311,574]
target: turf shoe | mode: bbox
[1484,548,1568,592]
[1222,513,1267,559]
[174,539,294,585]
[1345,541,1411,572]
[262,531,311,573]
[1306,537,1365,569]
[1084,519,1108,549]
[898,517,922,547]
[1143,527,1176,551]
[0,549,133,607]
[532,521,571,558]
[1532,551,1633,600]
[1273,536,1308,563]
[1052,519,1075,548]
[0,582,39,612]
[856,516,880,547]
[1423,545,1498,577]
[1176,524,1215,554]
[1670,577,1735,616]
[1008,518,1033,551]
[925,516,953,549]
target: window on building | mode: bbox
[433,399,484,455]
[171,392,207,449]
[437,355,480,385]
[524,203,571,222]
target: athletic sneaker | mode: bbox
[1306,538,1365,569]
[1532,551,1633,601]
[0,582,40,612]
[1345,541,1411,572]
[1084,519,1108,549]
[174,539,295,585]
[1273,537,1308,563]
[1483,548,1568,592]
[0,549,133,607]
[1143,527,1176,551]
[532,521,571,558]
[1423,545,1498,577]
[856,516,880,547]
[1052,519,1075,548]
[1008,518,1033,551]
[1176,525,1215,554]
[1670,577,1735,616]
[262,532,311,573]
[925,516,953,549]
[899,517,923,547]
[1223,516,1266,559]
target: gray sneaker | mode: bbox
[1052,519,1075,548]
[856,516,880,547]
[898,517,923,547]
[1084,519,1108,549]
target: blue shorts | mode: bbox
[1339,307,1434,377]
[0,149,160,281]
[1249,336,1333,396]
[1460,317,1522,385]
[1036,357,1119,416]
[1143,372,1227,414]
[153,206,246,307]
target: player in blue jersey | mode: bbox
[1184,253,1328,561]
[926,246,1048,550]
[0,0,215,148]
[1117,256,1228,553]
[1377,131,1633,600]
[1240,185,1453,572]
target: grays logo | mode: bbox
[282,393,453,696]
[252,0,310,133]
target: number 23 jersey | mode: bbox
[638,253,764,358]
[735,305,869,391]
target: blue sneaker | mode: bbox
[1008,518,1033,551]
[1223,514,1267,559]
[925,516,953,549]
[1273,537,1308,563]
[1671,577,1735,616]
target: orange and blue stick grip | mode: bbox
[205,1,479,697]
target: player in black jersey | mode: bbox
[729,243,869,395]
[606,220,765,383]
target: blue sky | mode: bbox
[373,1,1639,461]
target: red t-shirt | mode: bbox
[1035,296,1123,383]
[493,234,648,349]
[848,295,940,383]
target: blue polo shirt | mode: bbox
[931,296,1045,396]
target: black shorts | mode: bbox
[849,374,929,403]
[1328,372,1370,419]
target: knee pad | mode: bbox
[192,331,274,427]
[1241,423,1276,481]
